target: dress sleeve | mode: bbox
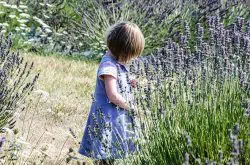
[97,61,117,80]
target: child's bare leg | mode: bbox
[94,159,115,165]
[105,159,115,165]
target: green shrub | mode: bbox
[0,0,81,54]
[22,0,83,53]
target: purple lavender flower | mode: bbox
[0,137,6,151]
[244,103,250,117]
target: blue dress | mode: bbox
[78,53,139,160]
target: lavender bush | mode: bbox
[113,15,250,164]
[0,29,39,129]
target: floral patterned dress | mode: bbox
[78,53,139,160]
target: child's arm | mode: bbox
[103,75,131,110]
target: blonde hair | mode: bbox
[105,21,145,63]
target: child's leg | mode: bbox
[93,159,115,165]
[105,159,115,165]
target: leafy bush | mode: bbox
[0,0,82,54]
[0,1,31,35]
[116,15,250,164]
[0,30,39,129]
[0,0,51,51]
[22,0,83,54]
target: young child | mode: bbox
[78,21,145,165]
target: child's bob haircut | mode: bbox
[105,21,145,63]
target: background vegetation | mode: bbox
[0,0,249,164]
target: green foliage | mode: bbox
[22,0,84,52]
[0,0,83,54]
[0,1,31,34]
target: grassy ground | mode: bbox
[13,53,98,164]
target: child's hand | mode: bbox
[130,79,137,88]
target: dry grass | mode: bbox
[12,53,98,164]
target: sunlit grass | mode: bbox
[13,52,98,164]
